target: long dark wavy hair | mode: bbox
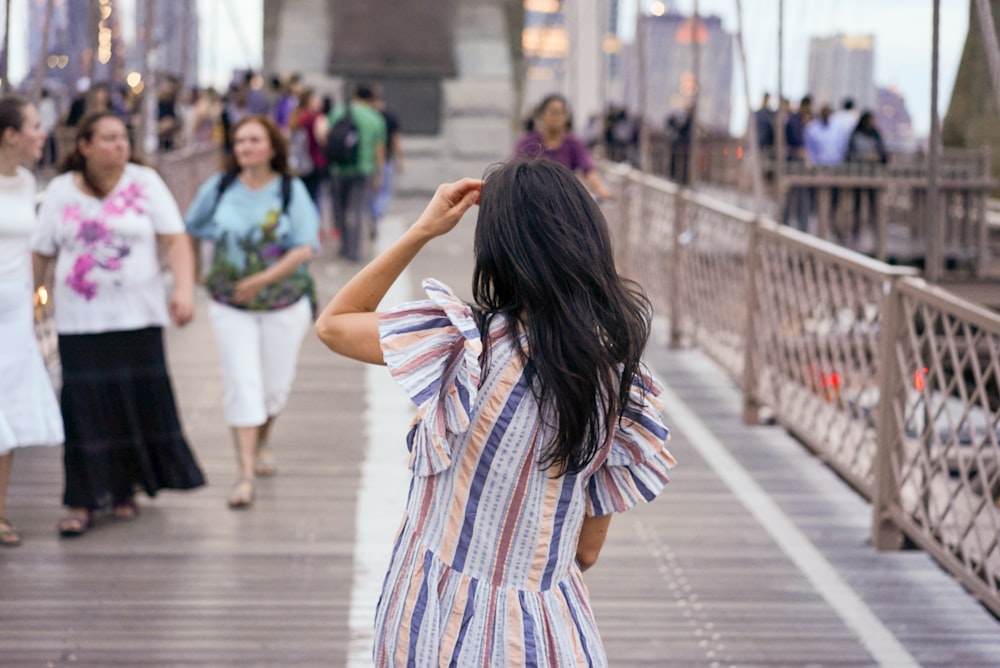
[473,159,652,476]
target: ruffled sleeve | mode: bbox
[585,371,676,516]
[378,279,482,477]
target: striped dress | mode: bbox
[376,279,676,667]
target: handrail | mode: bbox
[600,160,1000,618]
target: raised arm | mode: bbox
[315,178,482,365]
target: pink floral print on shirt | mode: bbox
[62,182,145,300]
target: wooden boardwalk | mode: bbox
[2,197,1000,667]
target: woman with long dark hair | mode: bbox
[846,110,888,246]
[32,110,203,537]
[316,159,675,665]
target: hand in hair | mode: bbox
[316,178,482,365]
[411,179,482,241]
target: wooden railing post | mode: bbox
[669,190,686,349]
[872,276,907,550]
[875,185,889,261]
[742,219,762,424]
[816,186,832,241]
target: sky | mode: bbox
[5,0,969,136]
[5,0,264,93]
[621,0,970,136]
[194,0,264,89]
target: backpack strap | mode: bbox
[211,170,293,217]
[280,174,292,214]
[210,169,240,218]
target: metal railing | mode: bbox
[602,161,1000,617]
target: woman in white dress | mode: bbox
[0,95,64,547]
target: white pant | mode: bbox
[207,297,312,427]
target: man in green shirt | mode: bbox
[325,83,387,262]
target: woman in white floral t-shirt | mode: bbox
[32,111,205,537]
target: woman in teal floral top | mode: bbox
[185,114,320,509]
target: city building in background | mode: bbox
[622,11,733,133]
[807,33,876,110]
[876,85,915,151]
[522,0,618,131]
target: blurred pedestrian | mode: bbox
[805,103,849,239]
[783,95,813,231]
[369,90,403,239]
[289,88,328,208]
[846,110,888,246]
[513,94,614,200]
[37,88,58,169]
[666,104,694,184]
[0,95,64,547]
[754,92,775,156]
[156,77,181,151]
[31,110,203,537]
[321,82,386,262]
[316,159,675,665]
[604,105,638,164]
[831,98,859,163]
[805,104,843,167]
[66,81,111,128]
[185,115,319,509]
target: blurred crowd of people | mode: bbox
[0,69,408,543]
[758,92,887,242]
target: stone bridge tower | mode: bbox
[943,0,1000,190]
[263,0,515,194]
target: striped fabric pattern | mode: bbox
[375,279,675,667]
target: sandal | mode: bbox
[253,449,277,477]
[57,512,93,538]
[112,499,138,521]
[228,478,255,509]
[0,517,22,547]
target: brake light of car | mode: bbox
[914,367,929,391]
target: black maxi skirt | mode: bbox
[59,326,205,509]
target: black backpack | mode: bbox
[324,102,360,167]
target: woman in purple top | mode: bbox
[513,94,614,200]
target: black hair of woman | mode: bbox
[472,158,652,475]
[0,95,28,138]
[852,111,877,136]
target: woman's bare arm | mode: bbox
[32,252,55,292]
[315,178,482,365]
[576,514,612,572]
[158,232,196,327]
